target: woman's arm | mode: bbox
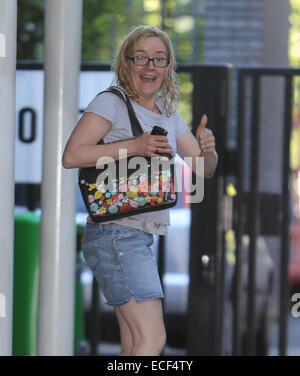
[62,112,172,169]
[177,115,218,179]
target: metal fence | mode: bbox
[233,67,300,356]
[187,65,299,356]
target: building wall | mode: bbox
[202,0,290,187]
[203,0,264,65]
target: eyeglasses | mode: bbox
[126,55,169,68]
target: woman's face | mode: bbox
[127,36,169,101]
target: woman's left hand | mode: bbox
[196,114,216,154]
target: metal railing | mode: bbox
[234,67,300,356]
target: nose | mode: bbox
[147,59,155,68]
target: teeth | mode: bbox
[141,75,155,79]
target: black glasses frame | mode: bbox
[126,55,170,67]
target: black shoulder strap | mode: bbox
[95,86,144,144]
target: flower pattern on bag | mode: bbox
[82,171,176,218]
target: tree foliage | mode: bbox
[82,0,144,62]
[17,0,204,64]
[17,0,44,60]
[16,0,206,124]
[289,0,300,171]
[289,0,300,67]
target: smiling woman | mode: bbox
[125,37,169,110]
[62,24,217,356]
[112,25,179,117]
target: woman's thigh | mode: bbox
[116,297,165,341]
[81,223,164,306]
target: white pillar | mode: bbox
[38,0,82,355]
[0,0,17,356]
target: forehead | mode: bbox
[134,36,168,54]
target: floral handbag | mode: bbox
[78,87,177,223]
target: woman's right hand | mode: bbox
[134,132,173,158]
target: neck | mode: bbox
[136,97,160,113]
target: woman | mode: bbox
[63,25,217,356]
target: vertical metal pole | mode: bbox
[279,75,293,356]
[0,0,17,356]
[246,75,261,355]
[233,71,246,356]
[38,0,82,355]
[187,66,230,355]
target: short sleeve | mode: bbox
[84,92,123,124]
[174,110,189,139]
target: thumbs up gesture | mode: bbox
[196,114,216,154]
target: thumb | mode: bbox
[199,114,208,129]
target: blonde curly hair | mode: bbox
[112,25,179,117]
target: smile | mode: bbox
[140,75,156,82]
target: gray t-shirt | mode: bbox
[84,89,188,234]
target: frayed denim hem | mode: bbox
[105,294,165,307]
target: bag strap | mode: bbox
[95,86,144,144]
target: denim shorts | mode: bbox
[81,223,164,306]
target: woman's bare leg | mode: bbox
[115,297,166,356]
[114,306,134,356]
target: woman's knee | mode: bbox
[139,325,167,354]
[117,297,166,355]
[156,327,167,352]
